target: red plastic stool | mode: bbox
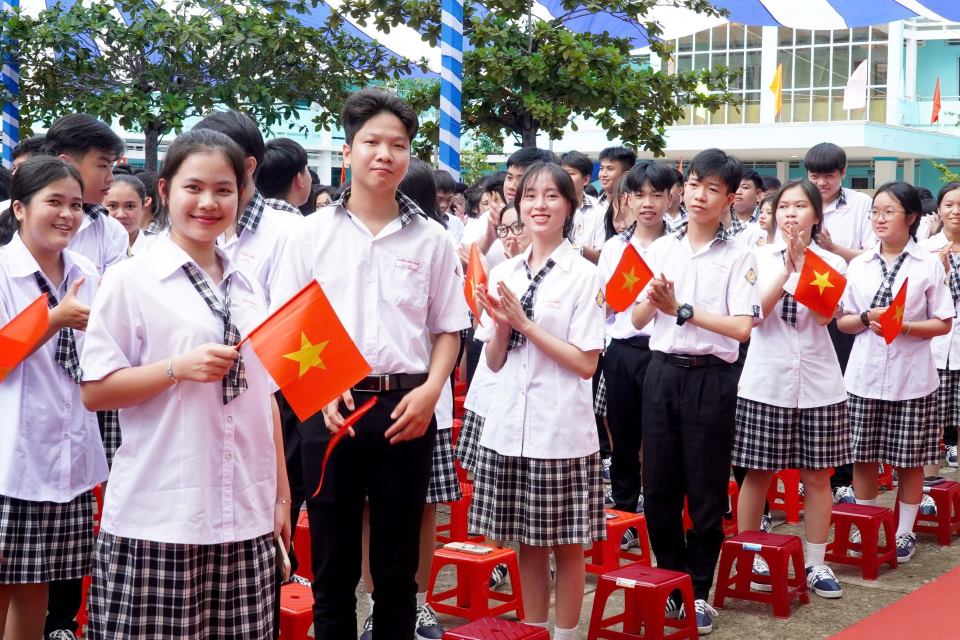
[683,481,739,537]
[825,503,897,580]
[437,481,485,544]
[587,563,697,640]
[713,531,809,619]
[428,544,525,621]
[455,395,466,419]
[767,469,804,524]
[293,510,312,581]
[585,509,651,575]
[896,480,960,546]
[278,582,314,639]
[76,484,105,637]
[452,418,464,448]
[455,380,468,398]
[878,464,895,491]
[444,617,550,639]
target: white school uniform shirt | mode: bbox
[664,209,687,233]
[641,226,761,363]
[841,239,955,401]
[463,345,498,417]
[443,212,464,245]
[736,222,767,250]
[69,204,128,274]
[738,242,848,409]
[271,190,471,375]
[597,225,662,340]
[219,190,302,308]
[822,187,876,252]
[919,232,960,370]
[128,227,162,257]
[80,236,277,544]
[475,240,606,459]
[0,234,107,502]
[572,201,605,252]
[462,211,506,270]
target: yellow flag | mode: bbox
[770,63,783,115]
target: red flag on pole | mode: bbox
[932,78,942,124]
[604,244,653,312]
[793,248,847,318]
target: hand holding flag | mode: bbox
[605,244,653,312]
[878,278,908,344]
[793,248,847,318]
[0,295,49,382]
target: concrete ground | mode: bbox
[348,461,960,639]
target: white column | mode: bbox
[874,158,898,185]
[903,158,916,185]
[904,35,917,100]
[317,150,333,186]
[776,160,789,183]
[759,26,780,124]
[886,21,904,126]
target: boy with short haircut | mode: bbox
[257,137,311,214]
[272,88,469,640]
[598,146,637,208]
[632,148,759,635]
[664,168,687,233]
[502,147,557,204]
[432,168,464,243]
[805,142,875,263]
[561,150,606,263]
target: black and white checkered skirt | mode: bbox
[848,392,941,467]
[87,531,276,639]
[454,409,485,473]
[937,369,960,428]
[594,372,608,416]
[98,409,121,469]
[468,446,606,547]
[427,428,463,504]
[732,398,852,470]
[0,491,94,583]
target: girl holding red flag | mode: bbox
[79,129,290,638]
[838,181,952,564]
[733,180,850,598]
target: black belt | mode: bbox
[655,352,729,368]
[612,335,650,349]
[352,373,429,393]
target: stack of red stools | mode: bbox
[428,544,525,621]
[444,617,550,639]
[437,481,485,545]
[293,510,312,581]
[897,480,960,546]
[878,464,895,491]
[713,530,809,618]
[766,469,804,525]
[587,563,697,640]
[825,503,897,580]
[585,509,651,575]
[278,582,314,639]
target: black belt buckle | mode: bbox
[671,354,696,368]
[354,375,386,393]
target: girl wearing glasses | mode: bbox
[837,181,953,564]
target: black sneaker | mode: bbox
[415,604,445,640]
[359,615,373,640]
[489,562,508,589]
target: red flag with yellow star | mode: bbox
[464,243,486,319]
[0,294,48,382]
[878,278,908,345]
[793,248,847,318]
[605,244,653,312]
[244,281,371,421]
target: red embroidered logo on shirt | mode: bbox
[395,257,421,271]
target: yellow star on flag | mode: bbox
[893,304,904,323]
[467,278,478,303]
[622,267,642,292]
[809,270,834,295]
[283,332,330,378]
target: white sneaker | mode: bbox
[805,564,843,599]
[848,528,863,559]
[920,494,938,516]
[833,486,856,504]
[749,554,772,592]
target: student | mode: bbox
[432,168,464,243]
[733,169,763,226]
[104,174,156,256]
[560,150,605,263]
[315,184,335,210]
[922,182,960,468]
[12,136,45,172]
[502,148,558,204]
[193,110,302,307]
[80,129,289,638]
[734,180,851,599]
[761,174,782,196]
[632,148,759,635]
[256,137,311,214]
[460,172,509,272]
[756,195,776,246]
[0,157,108,640]
[664,168,687,233]
[271,88,468,639]
[837,181,952,564]
[470,162,605,639]
[597,161,673,537]
[597,146,637,209]
[602,175,633,240]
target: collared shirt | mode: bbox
[572,201,606,251]
[664,209,687,234]
[80,235,277,544]
[739,243,847,408]
[264,197,304,218]
[0,234,107,502]
[463,345,497,416]
[919,232,960,370]
[68,204,128,274]
[475,241,605,458]
[271,193,470,375]
[823,187,876,252]
[219,190,303,307]
[597,224,664,340]
[642,227,761,363]
[841,239,954,400]
[128,227,161,257]
[461,211,506,269]
[735,222,768,249]
[443,212,464,245]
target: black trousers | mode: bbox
[642,353,738,601]
[604,337,652,512]
[301,390,436,640]
[465,331,483,387]
[828,320,856,488]
[593,353,612,459]
[273,392,306,639]
[45,579,82,634]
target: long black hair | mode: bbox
[0,157,84,245]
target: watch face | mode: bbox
[679,305,692,320]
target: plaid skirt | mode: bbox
[426,429,463,504]
[0,492,94,583]
[468,446,606,547]
[454,409,485,473]
[98,409,121,469]
[594,372,608,417]
[87,531,276,639]
[849,392,940,467]
[937,369,960,427]
[733,398,852,470]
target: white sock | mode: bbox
[553,625,577,640]
[897,501,920,537]
[415,591,427,608]
[360,590,373,611]
[855,498,878,506]
[804,541,827,568]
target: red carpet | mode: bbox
[830,565,960,638]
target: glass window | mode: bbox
[793,90,811,122]
[831,90,848,121]
[711,25,728,50]
[743,93,761,123]
[710,104,728,125]
[852,27,870,42]
[794,48,812,89]
[729,24,745,49]
[779,90,793,122]
[678,35,693,53]
[677,54,692,73]
[871,24,888,41]
[746,26,763,48]
[694,53,709,71]
[727,51,744,90]
[869,88,886,122]
[795,30,812,46]
[778,27,794,47]
[814,30,831,45]
[833,44,850,84]
[834,29,850,44]
[871,44,888,85]
[777,49,794,89]
[851,44,870,77]
[744,50,761,90]
[812,89,830,121]
[813,46,831,88]
[695,29,710,51]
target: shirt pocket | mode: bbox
[533,297,565,337]
[381,252,428,309]
[696,262,730,312]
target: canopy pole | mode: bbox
[438,0,463,179]
[1,0,19,169]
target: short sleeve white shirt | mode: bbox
[69,208,128,274]
[0,235,107,502]
[80,236,277,544]
[738,243,847,408]
[841,240,955,400]
[919,232,960,370]
[572,202,606,251]
[463,346,498,416]
[823,188,876,252]
[461,212,506,269]
[474,241,605,458]
[597,230,658,340]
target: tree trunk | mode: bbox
[520,112,538,148]
[144,124,160,171]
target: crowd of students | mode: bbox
[0,86,958,640]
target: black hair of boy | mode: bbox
[464,186,482,218]
[803,142,847,175]
[403,158,443,226]
[673,168,685,186]
[506,147,557,169]
[688,148,744,194]
[44,114,125,160]
[341,88,419,145]
[917,186,934,201]
[193,109,265,175]
[874,181,923,240]
[482,171,506,201]
[761,175,781,192]
[560,150,594,178]
[624,161,676,194]
[454,181,467,194]
[742,169,763,191]
[111,164,133,176]
[584,184,599,199]
[257,137,309,200]
[13,135,45,161]
[599,146,637,171]
[432,168,457,195]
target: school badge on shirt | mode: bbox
[745,268,757,286]
[596,289,606,308]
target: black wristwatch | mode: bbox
[860,311,870,327]
[676,303,694,326]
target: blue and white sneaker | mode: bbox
[636,493,645,514]
[415,604,445,640]
[603,486,615,508]
[359,615,373,640]
[685,599,717,635]
[620,527,640,551]
[805,564,843,599]
[760,513,773,533]
[489,563,508,589]
[602,456,612,484]
[749,555,772,592]
[920,494,938,516]
[947,445,958,468]
[833,486,856,504]
[665,592,682,619]
[896,532,917,563]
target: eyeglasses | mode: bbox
[870,208,906,221]
[496,222,525,238]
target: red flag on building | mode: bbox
[0,295,48,382]
[878,278,908,345]
[932,78,942,124]
[793,248,847,318]
[604,244,653,312]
